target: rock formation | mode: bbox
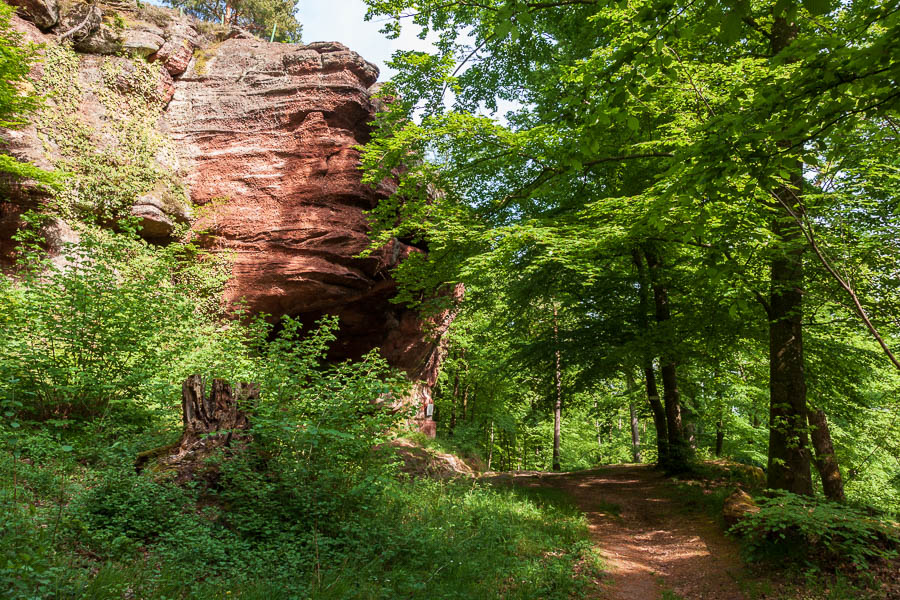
[1,1,450,432]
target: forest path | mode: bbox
[506,464,746,600]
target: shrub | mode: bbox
[730,491,899,569]
[0,216,255,420]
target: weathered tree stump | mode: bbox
[136,375,258,481]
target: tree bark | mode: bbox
[552,303,563,472]
[766,16,813,496]
[633,248,670,465]
[715,419,724,457]
[808,407,845,502]
[449,369,459,435]
[625,370,642,463]
[644,247,690,470]
[136,375,257,480]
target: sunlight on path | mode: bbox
[508,465,745,600]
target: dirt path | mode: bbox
[508,465,746,600]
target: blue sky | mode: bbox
[297,0,433,82]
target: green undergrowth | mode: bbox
[0,424,602,600]
[658,467,899,598]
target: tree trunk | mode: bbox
[633,248,669,466]
[552,304,563,472]
[766,16,813,496]
[522,437,527,471]
[449,370,459,435]
[644,247,690,470]
[808,407,845,502]
[630,403,641,463]
[715,419,724,457]
[487,420,494,471]
[625,370,642,463]
[643,364,668,464]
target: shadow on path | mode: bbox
[497,465,746,600]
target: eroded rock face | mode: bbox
[167,38,448,408]
[2,3,450,429]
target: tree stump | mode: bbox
[136,375,258,481]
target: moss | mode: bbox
[32,43,191,222]
[192,41,222,76]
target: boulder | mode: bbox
[152,35,195,76]
[167,38,449,411]
[123,24,165,57]
[723,489,760,528]
[74,23,123,54]
[1,13,456,428]
[6,0,58,29]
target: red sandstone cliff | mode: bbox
[1,1,449,432]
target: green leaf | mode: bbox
[802,0,831,16]
[626,116,640,131]
[720,10,743,43]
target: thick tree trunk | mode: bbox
[644,248,690,470]
[552,303,563,472]
[767,214,813,493]
[808,407,845,502]
[766,16,813,495]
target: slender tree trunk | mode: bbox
[715,419,724,457]
[644,247,690,470]
[449,370,459,435]
[594,399,603,463]
[522,437,527,471]
[625,370,642,463]
[633,248,670,466]
[630,403,641,463]
[552,303,563,472]
[766,16,813,496]
[808,407,845,502]
[462,384,469,421]
[487,420,494,471]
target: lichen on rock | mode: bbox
[31,42,190,235]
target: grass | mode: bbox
[0,422,603,600]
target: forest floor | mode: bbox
[497,465,747,600]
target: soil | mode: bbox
[505,464,746,600]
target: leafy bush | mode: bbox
[0,216,255,419]
[730,491,899,569]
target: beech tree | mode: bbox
[361,0,900,493]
